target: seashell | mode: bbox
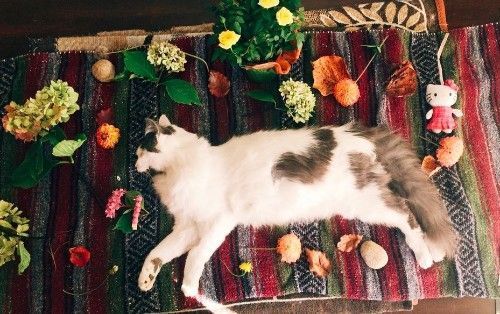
[360,240,388,269]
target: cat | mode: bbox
[136,115,456,297]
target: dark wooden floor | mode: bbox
[0,0,498,313]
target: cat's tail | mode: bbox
[354,125,457,259]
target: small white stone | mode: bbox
[116,176,121,181]
[360,240,388,270]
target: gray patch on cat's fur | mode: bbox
[350,125,456,258]
[272,128,336,184]
[151,258,162,273]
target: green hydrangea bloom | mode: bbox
[279,79,316,124]
[2,80,79,141]
[0,200,30,268]
[147,41,187,73]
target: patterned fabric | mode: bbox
[0,24,498,313]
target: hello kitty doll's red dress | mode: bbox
[425,79,463,133]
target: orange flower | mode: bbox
[276,233,302,263]
[333,78,360,107]
[305,248,332,277]
[96,123,120,149]
[436,136,463,167]
[337,234,363,252]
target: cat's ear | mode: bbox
[145,118,159,134]
[159,114,171,127]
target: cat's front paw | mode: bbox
[181,283,198,297]
[416,251,434,269]
[138,257,163,292]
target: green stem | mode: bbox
[355,35,389,83]
[220,259,246,277]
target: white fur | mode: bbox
[136,116,434,296]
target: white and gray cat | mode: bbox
[135,115,456,297]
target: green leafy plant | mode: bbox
[211,0,305,66]
[117,41,208,106]
[0,200,30,274]
[10,127,87,189]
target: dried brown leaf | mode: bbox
[360,7,383,22]
[328,10,352,24]
[305,248,332,278]
[406,12,421,28]
[337,234,363,252]
[208,71,230,98]
[345,26,362,32]
[421,155,441,175]
[343,6,366,22]
[397,4,409,24]
[385,2,397,23]
[312,55,351,96]
[386,60,418,97]
[320,14,338,27]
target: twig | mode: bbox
[355,36,389,83]
[419,135,439,147]
[184,52,210,73]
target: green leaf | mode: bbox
[123,51,157,81]
[113,211,133,234]
[164,79,201,106]
[52,134,87,158]
[41,126,66,146]
[17,241,30,274]
[10,141,45,189]
[113,71,129,81]
[123,190,141,207]
[245,69,277,83]
[247,90,276,104]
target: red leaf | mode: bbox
[97,107,113,125]
[69,246,91,267]
[208,71,230,98]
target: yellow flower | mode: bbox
[239,262,253,274]
[258,0,279,9]
[218,30,241,50]
[276,7,294,26]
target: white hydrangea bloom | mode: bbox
[279,79,316,123]
[147,41,187,73]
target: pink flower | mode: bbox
[131,195,143,230]
[105,188,126,218]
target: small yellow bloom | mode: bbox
[276,7,294,26]
[239,262,253,274]
[258,0,279,9]
[218,30,241,50]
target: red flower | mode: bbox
[69,246,91,267]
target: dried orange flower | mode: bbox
[96,123,120,149]
[208,71,230,98]
[333,78,360,107]
[421,155,441,175]
[305,248,332,277]
[337,234,363,252]
[276,233,302,263]
[436,136,464,167]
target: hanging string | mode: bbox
[436,33,449,85]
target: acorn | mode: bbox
[360,240,388,269]
[333,78,360,107]
[92,59,115,83]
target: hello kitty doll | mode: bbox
[425,79,463,133]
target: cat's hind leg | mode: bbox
[350,186,433,269]
[181,216,237,297]
[139,219,199,291]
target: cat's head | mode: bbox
[426,80,458,108]
[135,115,190,173]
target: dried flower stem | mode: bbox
[419,135,439,147]
[355,36,389,83]
[184,52,210,73]
[220,259,246,277]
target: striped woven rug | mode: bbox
[0,23,498,313]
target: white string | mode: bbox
[436,33,449,84]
